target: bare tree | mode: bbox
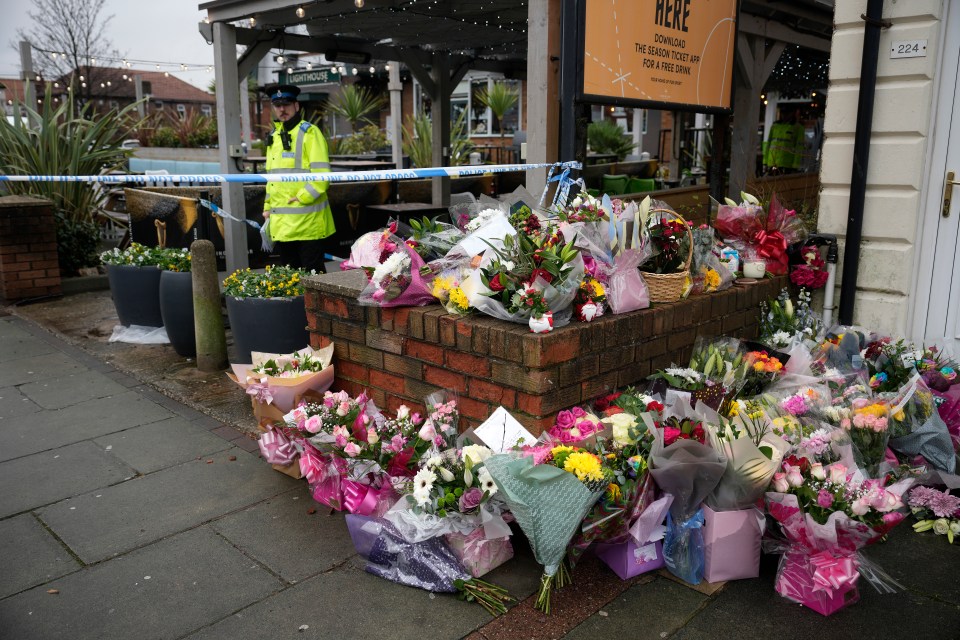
[15,0,120,105]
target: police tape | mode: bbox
[0,161,582,186]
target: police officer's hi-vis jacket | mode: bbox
[263,115,335,242]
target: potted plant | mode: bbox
[100,243,169,327]
[222,265,311,364]
[157,248,195,357]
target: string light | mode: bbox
[354,0,364,7]
[369,66,375,73]
[249,15,257,27]
[276,55,285,64]
[296,5,305,19]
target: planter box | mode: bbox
[303,269,785,434]
[226,295,309,364]
[106,264,163,327]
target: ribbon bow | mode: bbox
[809,551,859,596]
[298,444,327,485]
[342,479,384,516]
[751,229,789,275]
[258,429,298,465]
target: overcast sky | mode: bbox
[0,0,216,89]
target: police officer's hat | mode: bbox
[267,84,300,105]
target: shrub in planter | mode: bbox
[54,210,100,276]
[222,265,311,363]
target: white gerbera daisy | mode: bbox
[477,467,498,497]
[414,468,437,493]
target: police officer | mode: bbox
[262,84,335,273]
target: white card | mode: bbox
[472,406,537,453]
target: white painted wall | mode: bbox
[818,0,945,333]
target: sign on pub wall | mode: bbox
[581,0,738,112]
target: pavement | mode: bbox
[1,290,959,639]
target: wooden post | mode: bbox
[191,239,227,372]
[526,0,561,195]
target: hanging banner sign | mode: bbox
[581,0,738,112]
[285,68,341,86]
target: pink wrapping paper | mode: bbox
[341,477,400,517]
[595,539,665,580]
[702,504,764,582]
[607,249,650,314]
[444,528,514,578]
[776,550,860,616]
[309,454,347,511]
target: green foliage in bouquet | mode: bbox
[479,231,579,311]
[759,288,822,348]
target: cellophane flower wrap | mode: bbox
[714,192,807,276]
[464,226,585,329]
[400,215,466,261]
[352,229,437,307]
[884,373,956,474]
[760,288,823,350]
[557,194,653,315]
[483,448,608,613]
[765,454,911,615]
[228,345,335,413]
[645,402,726,584]
[690,225,734,295]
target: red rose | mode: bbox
[646,400,665,413]
[488,273,505,292]
[530,268,553,284]
[593,396,610,412]
[784,454,810,474]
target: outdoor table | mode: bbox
[365,202,451,225]
[330,160,396,171]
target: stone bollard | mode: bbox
[191,240,227,371]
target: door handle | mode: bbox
[943,171,960,218]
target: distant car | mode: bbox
[120,139,141,149]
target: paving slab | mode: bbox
[0,513,81,599]
[210,487,359,583]
[93,416,234,475]
[861,520,960,605]
[18,370,129,410]
[0,326,59,362]
[38,448,299,563]
[0,385,42,421]
[0,391,174,462]
[0,351,87,388]
[671,552,960,639]
[0,441,136,518]
[564,576,708,640]
[0,526,283,640]
[185,555,492,640]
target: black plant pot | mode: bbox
[226,295,309,364]
[106,264,163,327]
[159,270,196,357]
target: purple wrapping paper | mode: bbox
[345,514,382,559]
[776,550,860,616]
[444,529,514,578]
[595,540,665,580]
[702,504,764,582]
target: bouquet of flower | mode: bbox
[640,214,690,275]
[483,447,610,613]
[883,373,956,474]
[573,274,607,322]
[227,345,335,412]
[403,215,465,261]
[790,243,830,289]
[466,228,584,332]
[917,343,960,393]
[508,204,545,236]
[715,191,807,276]
[738,349,786,397]
[766,455,909,615]
[553,191,610,223]
[689,225,734,295]
[354,229,437,307]
[646,408,726,584]
[759,288,822,350]
[545,406,605,446]
[420,390,461,450]
[431,273,472,315]
[907,485,960,543]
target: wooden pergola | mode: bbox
[198,0,832,271]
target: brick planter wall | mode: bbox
[0,196,62,301]
[305,270,786,434]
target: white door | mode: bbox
[914,3,960,353]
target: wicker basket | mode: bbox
[641,208,693,303]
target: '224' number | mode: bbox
[897,43,921,54]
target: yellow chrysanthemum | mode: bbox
[857,403,888,418]
[432,276,454,299]
[704,268,721,290]
[563,451,604,483]
[551,445,574,457]
[449,287,469,310]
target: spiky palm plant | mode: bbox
[402,110,475,168]
[473,82,519,140]
[326,84,385,133]
[0,86,144,223]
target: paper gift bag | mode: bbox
[595,539,665,580]
[444,529,514,578]
[272,461,304,479]
[775,550,860,616]
[702,504,763,582]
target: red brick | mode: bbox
[381,307,411,334]
[348,343,384,368]
[367,387,387,408]
[383,353,424,380]
[332,321,365,343]
[304,289,318,312]
[489,361,558,394]
[523,330,582,367]
[335,378,367,399]
[337,360,370,383]
[423,365,467,393]
[0,261,30,272]
[468,378,516,407]
[404,339,445,365]
[365,306,381,328]
[439,315,457,347]
[366,328,404,354]
[310,333,331,349]
[581,371,619,401]
[457,396,490,421]
[423,309,444,342]
[322,297,350,318]
[370,369,404,391]
[31,259,60,270]
[18,269,44,279]
[445,350,491,377]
